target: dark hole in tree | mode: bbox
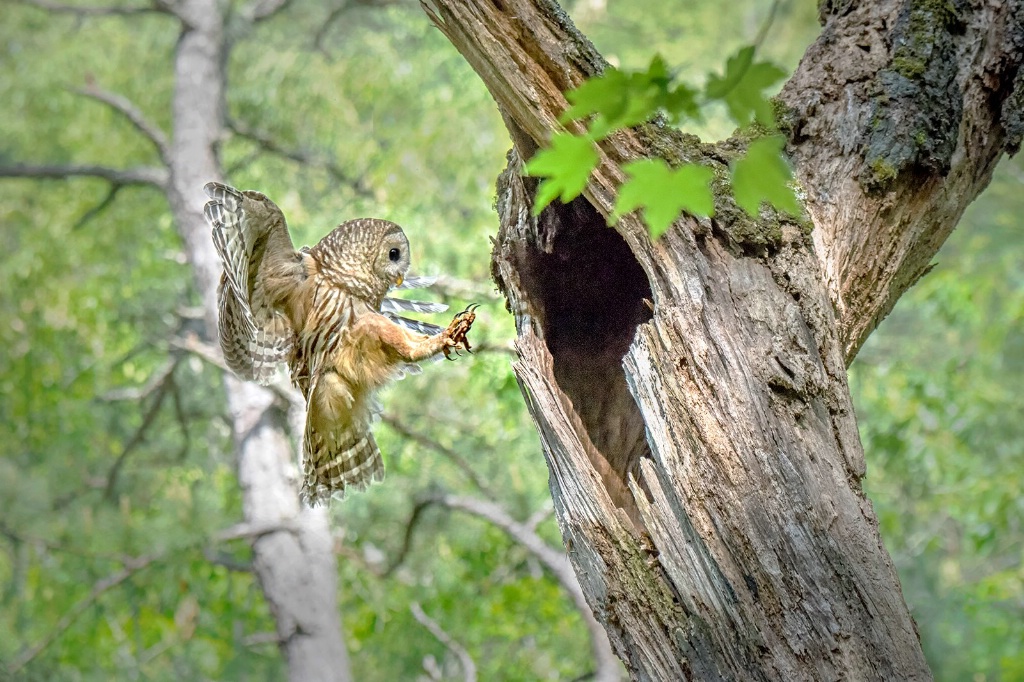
[510,191,654,509]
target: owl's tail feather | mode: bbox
[300,427,385,507]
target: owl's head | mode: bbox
[314,218,412,303]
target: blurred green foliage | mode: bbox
[852,161,1024,680]
[0,0,1020,680]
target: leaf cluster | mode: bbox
[525,47,799,236]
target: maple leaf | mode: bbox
[614,159,715,238]
[705,46,786,127]
[524,132,599,213]
[730,135,801,217]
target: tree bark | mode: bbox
[162,2,352,680]
[423,0,1023,679]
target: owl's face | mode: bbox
[372,228,411,289]
[313,218,413,303]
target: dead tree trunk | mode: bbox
[161,2,353,680]
[423,0,1023,679]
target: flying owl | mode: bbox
[202,182,476,506]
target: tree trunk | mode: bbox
[423,0,1023,679]
[163,2,352,680]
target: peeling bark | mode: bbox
[425,0,1023,679]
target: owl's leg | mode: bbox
[350,311,476,365]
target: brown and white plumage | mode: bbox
[202,182,476,506]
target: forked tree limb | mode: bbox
[423,0,1022,679]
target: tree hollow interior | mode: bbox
[524,196,654,491]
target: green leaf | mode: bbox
[524,132,599,213]
[730,136,801,217]
[614,159,715,238]
[663,83,701,124]
[561,55,701,138]
[561,68,631,125]
[705,45,786,126]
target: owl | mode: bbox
[202,182,476,506]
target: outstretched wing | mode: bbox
[203,182,302,384]
[381,280,447,337]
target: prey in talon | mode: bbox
[443,303,479,360]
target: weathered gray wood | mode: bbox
[425,0,1023,679]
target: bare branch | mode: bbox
[381,413,497,499]
[410,602,477,682]
[104,359,178,498]
[216,519,299,542]
[225,118,375,198]
[101,357,177,401]
[429,275,502,303]
[171,333,302,409]
[422,494,623,682]
[0,523,131,563]
[75,84,170,160]
[202,547,252,572]
[7,554,160,674]
[71,182,123,230]
[0,163,168,189]
[312,0,403,55]
[240,0,292,22]
[242,631,284,647]
[523,499,554,534]
[14,0,169,17]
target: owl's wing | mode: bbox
[383,313,445,337]
[203,182,301,384]
[381,282,448,337]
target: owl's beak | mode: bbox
[394,274,403,287]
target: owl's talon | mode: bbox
[442,302,477,360]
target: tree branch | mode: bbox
[240,0,292,22]
[312,0,403,55]
[14,0,169,17]
[104,359,179,498]
[226,118,375,199]
[410,602,477,682]
[170,333,303,410]
[0,163,168,189]
[402,494,622,682]
[74,84,170,160]
[7,554,160,674]
[101,357,177,402]
[381,413,497,499]
[71,182,123,230]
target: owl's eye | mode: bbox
[388,247,401,262]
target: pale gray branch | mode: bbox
[15,0,168,16]
[380,414,496,498]
[216,519,299,542]
[75,84,170,160]
[410,602,477,682]
[240,0,292,22]
[170,334,302,410]
[423,494,622,682]
[0,163,168,189]
[225,118,374,198]
[101,357,178,401]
